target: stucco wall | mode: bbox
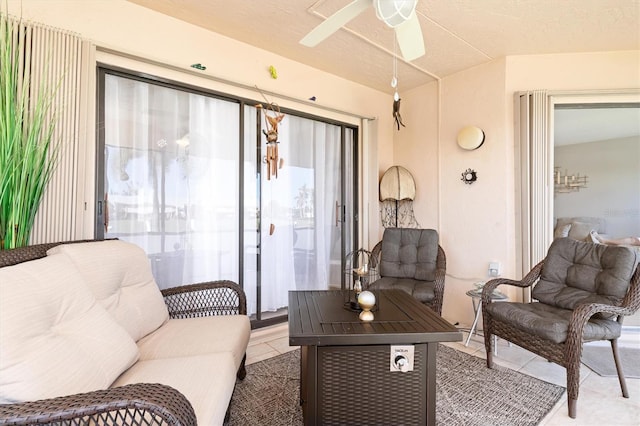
[397,51,640,325]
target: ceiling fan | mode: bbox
[300,0,425,61]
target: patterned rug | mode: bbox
[225,345,565,426]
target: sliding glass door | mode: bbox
[97,68,356,324]
[243,109,355,318]
[97,71,240,288]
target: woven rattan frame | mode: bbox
[370,240,447,316]
[0,383,197,426]
[0,240,250,425]
[481,257,640,419]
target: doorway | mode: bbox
[516,89,640,323]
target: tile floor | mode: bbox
[246,322,640,425]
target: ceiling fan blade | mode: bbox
[300,0,372,47]
[394,12,425,61]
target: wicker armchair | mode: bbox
[0,240,248,426]
[369,228,446,315]
[481,237,640,419]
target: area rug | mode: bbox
[581,345,640,378]
[225,345,565,426]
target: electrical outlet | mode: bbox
[489,261,501,277]
[390,345,414,372]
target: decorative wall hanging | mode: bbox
[393,98,405,130]
[461,168,477,184]
[391,34,406,131]
[457,126,485,150]
[554,167,587,193]
[379,166,420,228]
[268,65,278,79]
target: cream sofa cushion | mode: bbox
[137,315,250,370]
[111,353,237,426]
[49,240,169,342]
[0,253,139,403]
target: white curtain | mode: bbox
[104,74,239,289]
[104,74,348,311]
[258,116,342,313]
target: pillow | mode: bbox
[554,223,572,239]
[568,221,595,241]
[533,238,638,318]
[0,253,139,403]
[379,228,438,281]
[48,240,169,342]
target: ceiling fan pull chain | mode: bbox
[392,33,400,101]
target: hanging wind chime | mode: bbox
[256,93,285,235]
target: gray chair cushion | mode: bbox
[368,276,435,303]
[532,238,639,318]
[379,228,438,281]
[486,302,622,344]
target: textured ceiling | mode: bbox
[125,0,640,94]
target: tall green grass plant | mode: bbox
[0,13,59,249]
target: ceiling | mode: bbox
[555,106,640,146]
[125,0,640,94]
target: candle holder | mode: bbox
[343,248,378,312]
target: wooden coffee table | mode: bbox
[288,290,462,425]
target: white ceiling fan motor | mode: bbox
[375,0,418,28]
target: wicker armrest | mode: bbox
[370,241,382,269]
[569,302,636,338]
[161,280,247,318]
[482,261,544,305]
[0,383,196,426]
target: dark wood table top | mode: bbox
[289,290,462,346]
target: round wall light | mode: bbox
[457,126,485,150]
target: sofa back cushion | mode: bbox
[532,237,639,314]
[379,228,439,281]
[0,253,139,403]
[48,240,169,342]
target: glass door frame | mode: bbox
[96,64,359,329]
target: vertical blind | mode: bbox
[7,17,93,244]
[515,90,551,301]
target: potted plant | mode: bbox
[0,13,59,249]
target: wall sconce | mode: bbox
[457,126,485,150]
[554,167,587,193]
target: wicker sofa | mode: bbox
[0,239,251,425]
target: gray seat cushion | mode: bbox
[532,238,639,319]
[369,276,435,303]
[486,302,622,344]
[369,228,439,304]
[487,237,637,344]
[379,228,438,280]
